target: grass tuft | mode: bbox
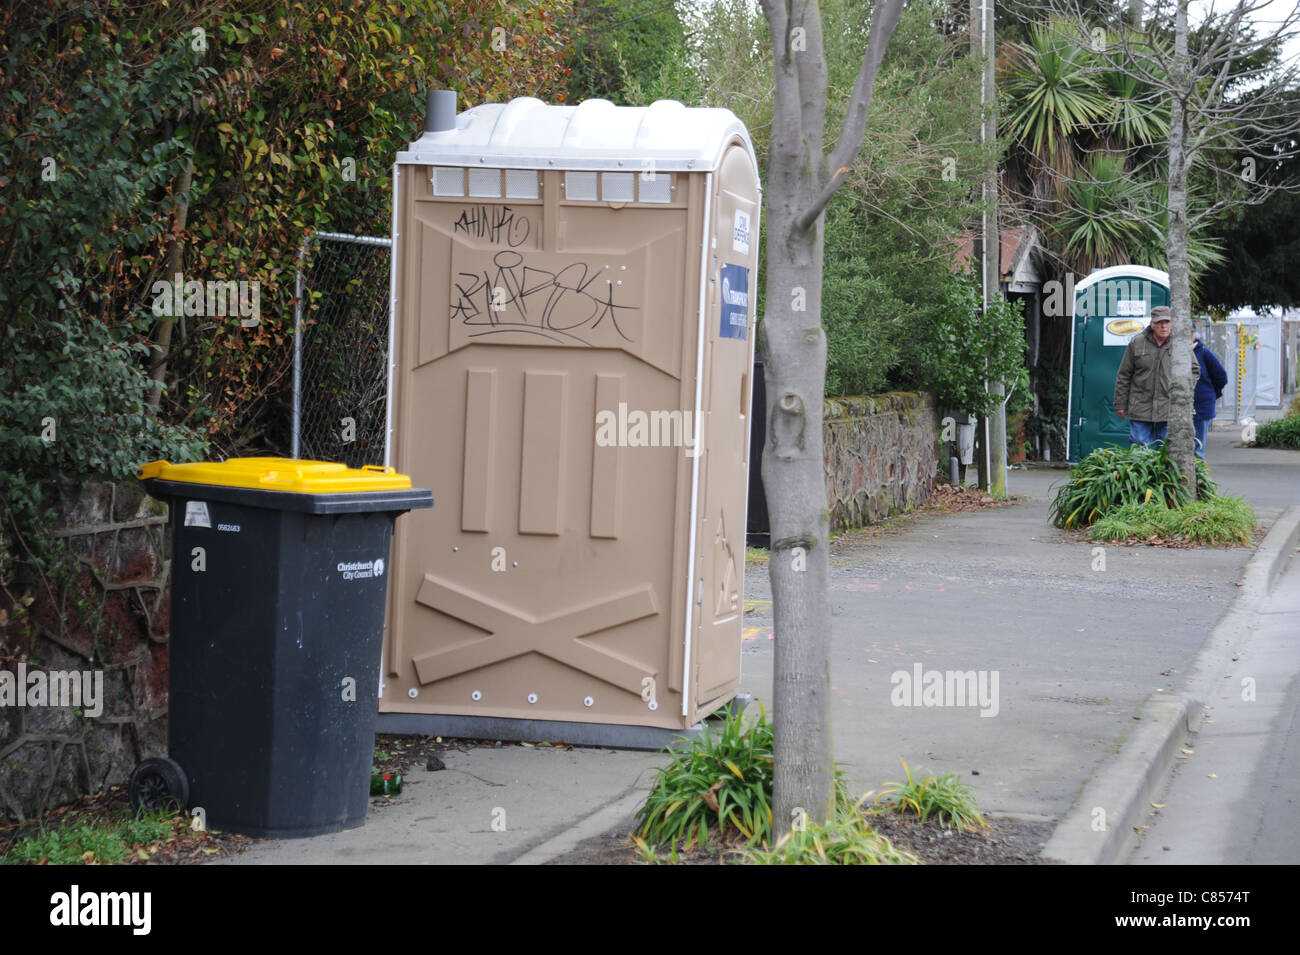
[1089,496,1254,544]
[742,801,922,865]
[1251,416,1300,449]
[873,758,987,832]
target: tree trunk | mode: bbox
[763,213,836,838]
[1166,0,1197,495]
[759,0,906,839]
[763,3,835,839]
[148,160,193,410]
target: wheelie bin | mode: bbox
[132,458,432,838]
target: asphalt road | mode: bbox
[740,427,1298,827]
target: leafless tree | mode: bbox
[756,0,907,835]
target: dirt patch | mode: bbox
[545,811,1062,865]
[867,812,1062,865]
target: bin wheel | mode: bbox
[129,757,189,813]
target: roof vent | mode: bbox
[426,90,457,133]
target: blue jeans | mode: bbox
[1193,417,1210,459]
[1129,420,1168,447]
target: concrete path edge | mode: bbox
[1043,504,1300,865]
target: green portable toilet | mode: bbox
[1067,265,1170,461]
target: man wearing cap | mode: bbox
[1114,306,1199,447]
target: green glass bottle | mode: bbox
[370,772,403,796]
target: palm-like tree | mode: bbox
[1002,19,1109,203]
[1057,154,1145,271]
[1096,67,1170,151]
[1000,17,1220,284]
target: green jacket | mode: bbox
[1113,325,1199,422]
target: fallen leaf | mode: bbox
[1150,802,1165,808]
[702,779,724,812]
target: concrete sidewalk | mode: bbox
[225,427,1300,864]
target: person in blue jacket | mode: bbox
[1193,337,1228,458]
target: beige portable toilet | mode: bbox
[379,92,761,744]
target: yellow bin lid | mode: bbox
[138,458,413,494]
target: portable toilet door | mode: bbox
[1227,307,1283,408]
[380,93,761,737]
[1067,265,1170,461]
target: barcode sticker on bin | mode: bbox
[184,501,211,528]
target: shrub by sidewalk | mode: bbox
[1049,442,1254,545]
[1250,416,1300,449]
[1049,443,1216,530]
[1090,497,1255,545]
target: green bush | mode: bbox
[1090,496,1255,545]
[899,268,1030,417]
[1049,442,1216,529]
[1251,416,1300,449]
[635,705,777,850]
[1,15,209,629]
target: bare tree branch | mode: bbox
[795,0,906,231]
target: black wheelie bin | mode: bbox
[132,458,432,838]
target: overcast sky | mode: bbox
[1186,1,1299,63]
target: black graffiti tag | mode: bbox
[452,205,531,248]
[450,251,636,345]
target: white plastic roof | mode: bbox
[396,97,757,174]
[1074,264,1169,292]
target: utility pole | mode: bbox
[972,0,1005,496]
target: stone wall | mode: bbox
[0,482,170,821]
[823,392,939,530]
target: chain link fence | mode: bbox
[1195,319,1257,426]
[292,231,391,467]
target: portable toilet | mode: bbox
[1067,265,1170,461]
[1227,307,1283,408]
[378,93,761,742]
